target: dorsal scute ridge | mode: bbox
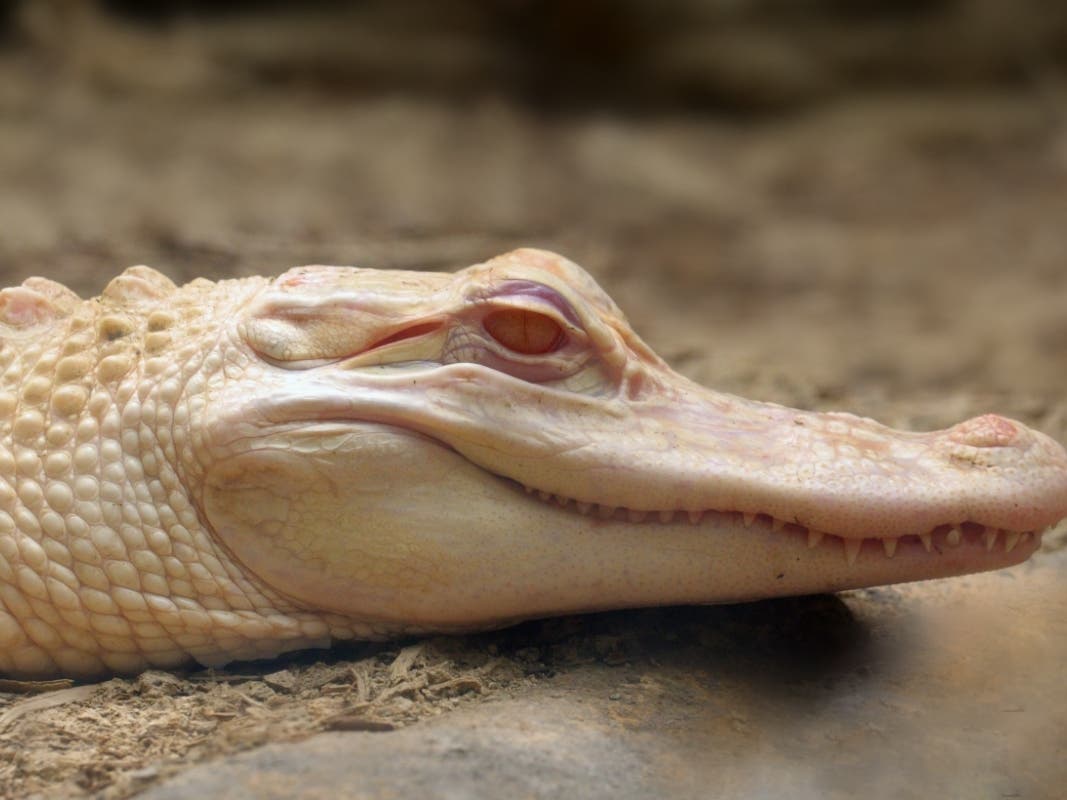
[102,265,178,309]
[21,278,80,314]
[0,285,68,331]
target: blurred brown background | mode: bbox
[2,0,1067,407]
[1,2,1065,798]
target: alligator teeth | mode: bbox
[520,488,1033,559]
[843,538,862,565]
[982,528,999,552]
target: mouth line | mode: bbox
[276,420,1050,568]
[511,480,1044,565]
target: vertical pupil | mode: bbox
[484,309,564,354]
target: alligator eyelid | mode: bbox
[486,280,582,327]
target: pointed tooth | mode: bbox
[807,529,825,549]
[576,501,593,515]
[659,509,675,523]
[843,538,862,566]
[918,533,933,552]
[687,510,704,524]
[742,512,756,528]
[596,505,616,519]
[1021,531,1033,545]
[554,494,570,508]
[1005,531,1021,553]
[945,527,962,547]
[524,484,535,494]
[537,490,552,502]
[770,517,786,532]
[882,538,898,558]
[627,509,647,523]
[982,528,998,552]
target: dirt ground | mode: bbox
[1,5,1066,798]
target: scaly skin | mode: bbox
[1,249,1065,678]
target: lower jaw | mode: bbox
[503,482,1043,609]
[559,517,1042,611]
[304,488,1044,632]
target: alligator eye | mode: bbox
[483,308,565,355]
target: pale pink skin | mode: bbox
[1,248,1065,676]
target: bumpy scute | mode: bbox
[0,287,63,331]
[102,266,178,308]
[0,271,364,677]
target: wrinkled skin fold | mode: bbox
[0,248,1065,677]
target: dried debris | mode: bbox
[0,638,528,799]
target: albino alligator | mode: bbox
[0,249,1065,678]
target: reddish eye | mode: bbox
[483,308,565,355]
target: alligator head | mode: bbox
[197,249,1067,633]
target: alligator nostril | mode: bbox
[948,414,1020,448]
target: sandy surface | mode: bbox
[1,30,1066,798]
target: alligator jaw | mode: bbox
[203,420,1048,630]
[205,362,1065,630]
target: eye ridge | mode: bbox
[484,308,566,355]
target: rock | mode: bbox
[139,697,650,800]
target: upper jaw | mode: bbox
[475,382,1058,581]
[231,358,1067,544]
